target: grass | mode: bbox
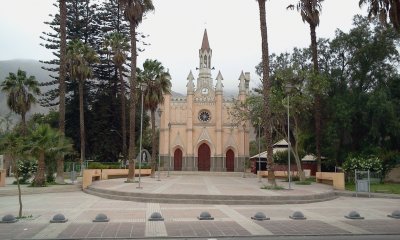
[295,181,312,185]
[345,182,400,194]
[16,215,33,219]
[261,185,285,190]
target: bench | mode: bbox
[82,169,101,189]
[315,172,345,190]
[82,169,152,189]
[0,169,5,187]
[258,169,311,178]
[259,170,294,178]
[101,169,151,179]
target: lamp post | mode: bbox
[167,122,171,177]
[157,108,162,181]
[242,123,246,178]
[257,118,262,183]
[137,83,146,189]
[285,83,293,190]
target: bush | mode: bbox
[342,155,383,173]
[17,160,37,184]
[380,151,400,177]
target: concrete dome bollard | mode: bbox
[251,212,270,221]
[388,210,400,219]
[345,211,364,219]
[1,214,18,223]
[93,213,110,222]
[198,211,214,220]
[50,213,68,223]
[289,211,306,220]
[148,212,164,221]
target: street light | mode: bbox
[137,82,147,189]
[285,83,293,190]
[157,108,162,181]
[242,123,246,178]
[257,118,262,183]
[167,122,171,177]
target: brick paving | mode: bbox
[165,221,251,237]
[0,175,399,239]
[57,222,146,239]
[254,220,351,235]
[343,220,400,234]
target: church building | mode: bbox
[159,29,250,172]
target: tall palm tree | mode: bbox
[359,0,400,31]
[0,69,41,134]
[56,0,68,184]
[288,0,324,172]
[119,0,154,182]
[28,124,73,187]
[138,59,171,177]
[104,32,130,166]
[256,0,277,187]
[66,39,98,172]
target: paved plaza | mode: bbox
[0,174,399,239]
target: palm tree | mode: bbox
[138,59,171,177]
[28,124,73,187]
[359,0,400,31]
[0,69,41,134]
[256,0,277,187]
[104,32,130,166]
[119,0,154,182]
[66,39,98,173]
[0,131,25,217]
[288,0,324,172]
[56,0,67,184]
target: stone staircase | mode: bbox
[84,186,337,205]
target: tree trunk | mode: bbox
[56,0,67,184]
[127,22,137,182]
[258,0,276,187]
[118,66,127,166]
[309,23,322,172]
[150,109,156,177]
[12,157,23,218]
[79,81,85,174]
[34,151,46,187]
[21,111,26,135]
[292,119,305,181]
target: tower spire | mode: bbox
[201,29,210,51]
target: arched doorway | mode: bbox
[174,149,182,171]
[226,149,235,172]
[198,143,210,171]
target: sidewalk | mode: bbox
[0,174,399,239]
[0,177,81,197]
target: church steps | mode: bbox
[84,186,337,205]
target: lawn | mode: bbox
[345,182,400,194]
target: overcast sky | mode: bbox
[0,0,365,94]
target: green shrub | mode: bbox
[380,151,400,177]
[17,160,37,184]
[295,181,312,185]
[343,155,383,173]
[261,185,285,190]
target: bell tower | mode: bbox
[197,29,213,90]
